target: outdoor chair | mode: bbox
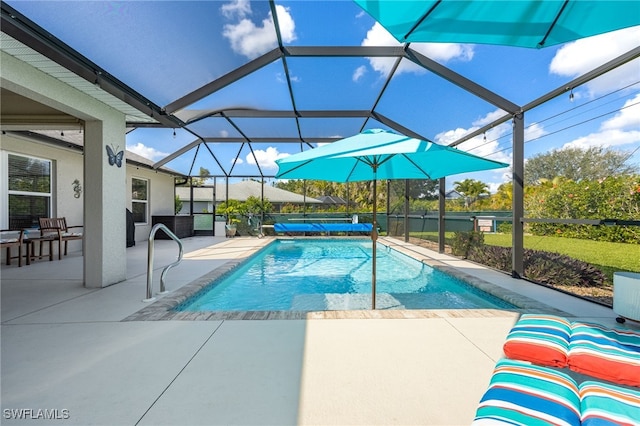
[502,313,640,387]
[1,229,24,267]
[473,358,640,424]
[38,217,83,260]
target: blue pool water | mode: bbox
[177,239,516,312]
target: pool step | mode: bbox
[291,293,405,310]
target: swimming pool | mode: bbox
[176,239,516,312]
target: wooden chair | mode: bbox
[38,217,83,260]
[1,229,24,267]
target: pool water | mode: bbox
[177,239,516,312]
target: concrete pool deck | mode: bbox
[1,236,635,425]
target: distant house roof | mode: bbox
[175,180,322,204]
[318,195,347,205]
[445,190,463,199]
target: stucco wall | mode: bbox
[1,133,176,253]
[1,135,84,254]
[127,166,176,243]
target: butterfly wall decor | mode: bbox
[106,145,124,168]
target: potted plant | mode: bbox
[217,199,244,237]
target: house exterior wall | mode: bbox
[1,133,176,254]
[1,134,84,254]
[126,166,175,243]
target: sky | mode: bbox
[8,0,640,192]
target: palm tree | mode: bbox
[454,179,490,208]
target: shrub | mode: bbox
[451,231,484,258]
[497,222,512,234]
[467,245,606,288]
[525,175,640,244]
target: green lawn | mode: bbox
[411,231,640,276]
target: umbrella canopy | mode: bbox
[275,129,508,309]
[353,0,640,48]
[275,129,508,182]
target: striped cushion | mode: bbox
[503,314,571,367]
[568,322,640,387]
[580,381,640,425]
[473,359,581,426]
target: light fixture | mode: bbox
[173,128,176,139]
[60,131,64,137]
[483,132,487,142]
[569,88,574,102]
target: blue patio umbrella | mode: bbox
[275,129,508,309]
[353,0,640,49]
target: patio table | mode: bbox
[23,234,56,265]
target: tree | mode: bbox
[490,182,512,210]
[453,179,490,208]
[190,167,211,186]
[244,195,272,215]
[389,179,438,200]
[524,146,637,185]
[217,199,245,225]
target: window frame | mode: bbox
[131,176,149,225]
[2,151,53,229]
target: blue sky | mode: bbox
[9,0,640,191]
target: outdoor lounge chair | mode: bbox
[473,358,640,425]
[503,314,640,387]
[38,217,83,260]
[1,229,24,267]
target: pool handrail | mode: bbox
[144,223,183,302]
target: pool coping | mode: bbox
[123,237,570,321]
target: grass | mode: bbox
[411,231,640,278]
[410,231,640,307]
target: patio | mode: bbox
[1,236,629,425]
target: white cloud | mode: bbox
[472,109,508,127]
[562,129,640,150]
[234,157,244,165]
[562,93,640,150]
[220,0,251,19]
[246,146,290,170]
[361,22,474,77]
[126,142,169,161]
[411,43,474,63]
[486,181,503,194]
[434,109,514,165]
[438,108,548,149]
[549,26,640,97]
[222,3,296,59]
[353,65,367,82]
[600,93,640,131]
[524,122,548,142]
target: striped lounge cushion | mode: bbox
[503,314,571,367]
[568,322,640,387]
[580,380,640,425]
[473,359,581,426]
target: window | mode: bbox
[6,153,52,229]
[131,177,148,224]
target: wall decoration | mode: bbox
[106,144,124,167]
[72,179,82,198]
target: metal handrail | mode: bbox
[143,223,183,302]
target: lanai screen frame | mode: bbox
[1,0,639,278]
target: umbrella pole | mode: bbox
[371,176,377,310]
